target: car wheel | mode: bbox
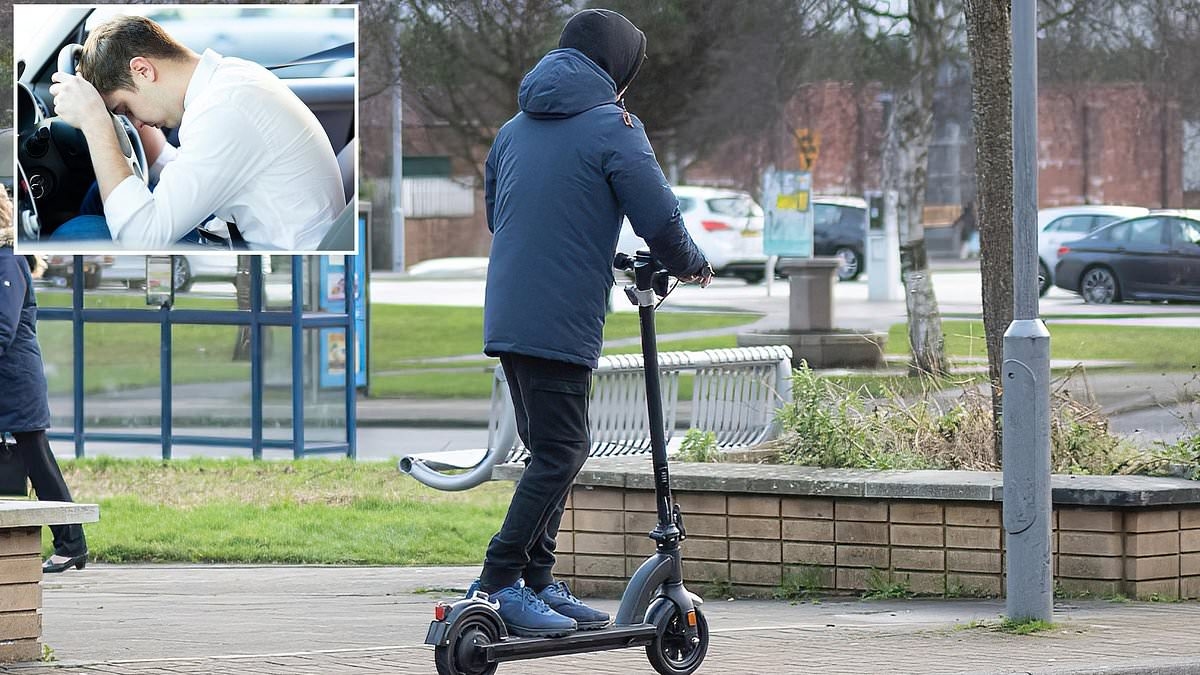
[737,270,765,284]
[1080,266,1120,304]
[173,257,193,293]
[834,247,861,281]
[1037,260,1051,297]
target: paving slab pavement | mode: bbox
[4,565,1200,674]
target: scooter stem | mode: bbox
[631,253,678,538]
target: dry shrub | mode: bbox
[769,364,1190,476]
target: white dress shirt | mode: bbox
[104,50,346,250]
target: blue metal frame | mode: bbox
[41,255,359,460]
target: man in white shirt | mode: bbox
[48,15,345,250]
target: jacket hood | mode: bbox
[559,9,646,94]
[518,49,618,119]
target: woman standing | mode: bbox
[0,185,88,572]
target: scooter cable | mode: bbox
[654,278,679,310]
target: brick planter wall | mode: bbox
[495,460,1200,600]
[0,527,43,663]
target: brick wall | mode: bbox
[0,528,43,663]
[1039,84,1183,208]
[558,485,1200,601]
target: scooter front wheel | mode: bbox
[645,599,709,675]
[434,607,502,675]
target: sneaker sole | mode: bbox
[575,619,611,631]
[505,624,577,638]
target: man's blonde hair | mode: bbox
[79,15,190,94]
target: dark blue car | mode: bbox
[1054,211,1200,304]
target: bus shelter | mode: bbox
[35,211,370,461]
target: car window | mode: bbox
[676,197,696,213]
[1127,218,1164,245]
[1097,221,1131,242]
[84,6,356,79]
[840,207,866,230]
[1091,215,1122,231]
[1169,218,1200,247]
[1047,215,1094,234]
[706,196,758,218]
[814,204,841,232]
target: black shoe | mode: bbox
[43,553,87,573]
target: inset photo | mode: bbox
[13,4,357,254]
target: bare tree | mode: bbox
[964,0,1012,464]
[375,0,576,182]
[856,0,958,377]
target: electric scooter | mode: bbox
[424,250,709,675]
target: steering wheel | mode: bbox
[56,43,149,185]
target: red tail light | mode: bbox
[701,220,732,232]
[434,602,450,621]
[1057,246,1070,257]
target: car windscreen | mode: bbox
[707,196,762,218]
[84,6,355,79]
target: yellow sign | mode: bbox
[775,191,810,211]
[794,128,820,171]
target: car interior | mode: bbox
[15,8,356,249]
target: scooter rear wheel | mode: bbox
[434,608,502,675]
[645,599,709,675]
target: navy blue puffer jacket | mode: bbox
[0,248,51,433]
[483,48,706,368]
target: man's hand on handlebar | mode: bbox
[678,262,714,289]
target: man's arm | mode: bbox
[48,72,133,201]
[605,117,710,284]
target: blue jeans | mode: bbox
[48,183,206,245]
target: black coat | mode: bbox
[0,248,51,433]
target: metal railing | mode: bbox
[39,256,357,460]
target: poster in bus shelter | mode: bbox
[762,170,814,257]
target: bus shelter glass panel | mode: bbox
[170,323,254,445]
[39,320,75,432]
[82,322,162,435]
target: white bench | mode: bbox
[0,500,100,663]
[400,346,793,491]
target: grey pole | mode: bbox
[1004,0,1053,622]
[391,82,406,272]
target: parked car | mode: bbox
[618,185,767,283]
[1036,205,1149,296]
[104,255,271,292]
[1053,211,1200,304]
[42,255,113,289]
[812,196,868,282]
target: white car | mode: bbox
[618,185,767,283]
[104,255,271,292]
[1037,205,1149,296]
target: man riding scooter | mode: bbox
[472,8,712,637]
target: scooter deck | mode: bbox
[486,624,657,662]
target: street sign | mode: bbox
[794,128,820,172]
[762,170,814,257]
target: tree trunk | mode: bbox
[883,68,949,378]
[965,0,1013,465]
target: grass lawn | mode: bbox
[366,307,756,398]
[51,457,511,565]
[888,320,1200,371]
[35,298,758,399]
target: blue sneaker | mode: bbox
[536,581,611,630]
[487,581,577,638]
